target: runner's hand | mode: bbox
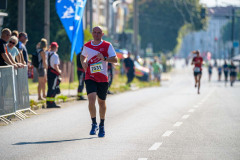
[97,53,104,61]
[82,62,88,71]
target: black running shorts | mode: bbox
[85,80,109,100]
[194,71,202,76]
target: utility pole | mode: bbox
[231,7,235,59]
[18,0,25,32]
[44,0,50,43]
[89,0,93,32]
[133,0,139,59]
[106,0,110,36]
[83,0,87,30]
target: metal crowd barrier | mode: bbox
[0,65,36,124]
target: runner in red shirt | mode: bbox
[191,50,203,94]
[80,26,118,138]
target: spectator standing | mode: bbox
[123,52,135,86]
[37,38,48,100]
[107,62,114,94]
[148,61,154,81]
[152,59,162,82]
[76,50,86,100]
[18,32,29,64]
[12,30,24,64]
[6,36,22,63]
[46,42,61,108]
[0,28,18,68]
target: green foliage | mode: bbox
[84,29,92,43]
[133,0,207,54]
[2,0,85,61]
[221,13,240,44]
[3,0,45,56]
[173,23,192,54]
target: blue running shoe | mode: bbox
[98,126,105,138]
[90,124,98,135]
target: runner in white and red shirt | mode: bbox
[80,26,118,138]
[191,50,203,94]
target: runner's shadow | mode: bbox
[12,137,97,145]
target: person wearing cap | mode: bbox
[46,42,62,108]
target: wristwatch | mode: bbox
[104,57,107,61]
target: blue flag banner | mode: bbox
[56,0,87,61]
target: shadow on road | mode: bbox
[12,137,98,145]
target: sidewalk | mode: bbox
[29,72,171,102]
[29,89,77,101]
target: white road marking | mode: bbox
[174,122,183,127]
[148,142,162,150]
[182,115,190,119]
[188,109,195,113]
[193,105,199,108]
[138,158,148,160]
[162,130,174,137]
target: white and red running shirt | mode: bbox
[81,40,116,82]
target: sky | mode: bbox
[200,0,240,7]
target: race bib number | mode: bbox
[90,62,103,73]
[194,67,200,72]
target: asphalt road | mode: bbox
[0,62,240,160]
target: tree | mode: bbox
[132,0,207,54]
[221,11,240,44]
[2,0,75,61]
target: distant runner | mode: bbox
[229,61,237,87]
[191,50,203,94]
[223,60,229,86]
[208,63,213,82]
[217,65,222,81]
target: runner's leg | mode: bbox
[88,92,97,118]
[98,98,106,120]
[198,74,202,94]
[194,75,198,87]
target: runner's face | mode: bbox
[92,28,103,41]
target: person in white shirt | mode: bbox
[46,42,62,108]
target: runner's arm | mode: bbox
[80,55,88,71]
[106,56,118,63]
